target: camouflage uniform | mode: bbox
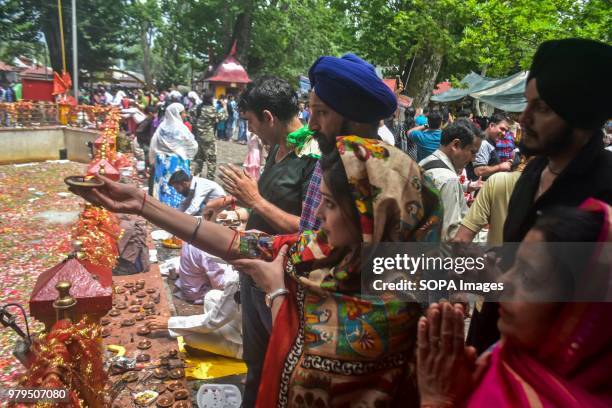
[189,104,219,180]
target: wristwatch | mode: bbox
[265,288,289,308]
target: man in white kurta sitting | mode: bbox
[147,272,242,359]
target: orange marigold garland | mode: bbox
[71,205,123,270]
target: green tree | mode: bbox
[16,0,131,79]
[124,0,162,89]
[248,1,352,81]
[0,0,42,62]
[348,0,473,108]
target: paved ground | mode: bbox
[157,139,250,405]
[216,139,249,167]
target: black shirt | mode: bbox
[504,133,612,242]
[468,133,612,353]
[245,144,317,234]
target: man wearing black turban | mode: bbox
[467,38,612,354]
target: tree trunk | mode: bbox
[405,49,444,109]
[40,2,66,74]
[230,10,253,65]
[141,23,153,89]
[225,0,254,66]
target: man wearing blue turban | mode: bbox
[299,53,399,231]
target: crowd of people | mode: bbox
[68,37,611,408]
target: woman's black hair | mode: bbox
[534,206,603,243]
[532,206,604,298]
[319,149,360,233]
[404,106,416,130]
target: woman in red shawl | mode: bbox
[417,198,612,408]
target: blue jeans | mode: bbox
[238,119,247,142]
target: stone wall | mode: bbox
[0,126,99,165]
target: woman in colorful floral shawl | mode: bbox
[231,135,442,407]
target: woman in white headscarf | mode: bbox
[149,102,198,207]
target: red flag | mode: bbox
[52,71,73,95]
[62,71,72,89]
[230,40,237,56]
[52,71,67,95]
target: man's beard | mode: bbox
[518,124,574,157]
[314,120,352,155]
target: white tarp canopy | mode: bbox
[431,71,528,112]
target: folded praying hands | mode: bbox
[417,303,490,408]
[218,164,262,208]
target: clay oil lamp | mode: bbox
[137,326,151,336]
[100,317,111,326]
[168,368,184,380]
[109,309,121,317]
[135,313,145,321]
[173,389,188,400]
[123,282,135,289]
[101,328,111,338]
[172,401,190,408]
[153,367,168,380]
[136,353,151,363]
[136,292,147,298]
[116,302,128,310]
[166,381,182,392]
[129,305,141,313]
[137,339,152,350]
[156,394,174,408]
[115,287,126,295]
[121,318,135,327]
[122,372,139,383]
